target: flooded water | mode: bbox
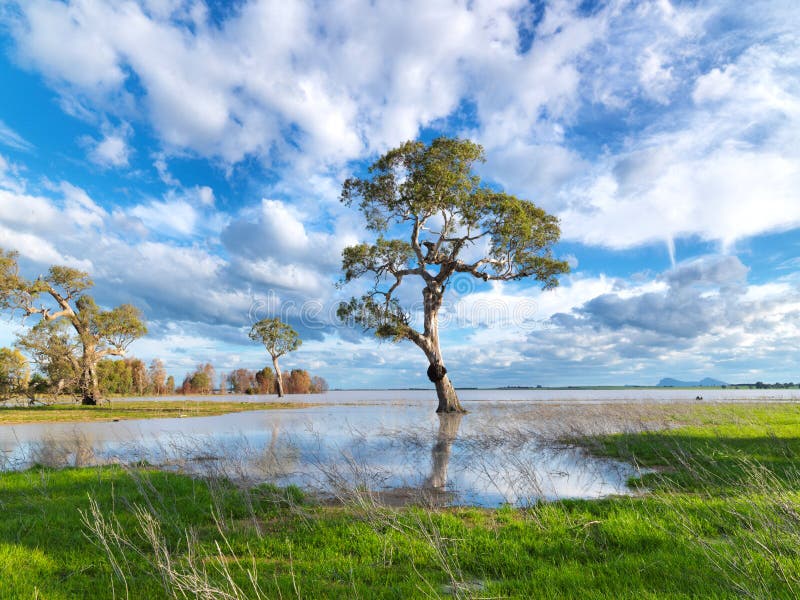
[1,388,796,507]
[118,387,800,405]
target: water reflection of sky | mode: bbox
[2,392,752,506]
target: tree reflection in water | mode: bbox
[424,412,463,494]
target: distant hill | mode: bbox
[657,377,727,387]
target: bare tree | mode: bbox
[148,359,167,395]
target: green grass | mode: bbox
[0,399,316,424]
[1,403,800,598]
[582,403,800,492]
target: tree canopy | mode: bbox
[249,318,302,359]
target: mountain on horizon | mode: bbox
[657,377,727,387]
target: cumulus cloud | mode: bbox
[222,198,357,295]
[84,122,133,168]
[570,256,748,338]
[4,0,603,169]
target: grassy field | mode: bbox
[0,399,316,424]
[1,403,799,598]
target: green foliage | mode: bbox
[21,372,50,405]
[0,249,25,309]
[46,265,93,297]
[96,359,134,395]
[341,138,485,232]
[96,304,148,349]
[340,238,415,283]
[16,320,79,392]
[336,295,411,341]
[0,347,29,399]
[249,318,301,359]
[184,370,212,394]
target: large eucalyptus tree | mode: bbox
[337,137,569,413]
[0,249,147,405]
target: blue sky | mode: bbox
[0,0,798,388]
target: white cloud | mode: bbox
[153,152,179,186]
[60,182,107,229]
[0,224,90,269]
[638,47,675,103]
[692,66,736,103]
[195,185,214,207]
[0,119,34,152]
[9,0,796,253]
[87,131,131,168]
[129,198,198,236]
[222,198,357,294]
[0,188,60,230]
[11,0,126,92]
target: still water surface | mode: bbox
[1,389,796,507]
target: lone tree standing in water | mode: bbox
[249,318,301,398]
[0,249,147,405]
[338,137,569,413]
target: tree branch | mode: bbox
[97,347,126,359]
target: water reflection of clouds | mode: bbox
[2,396,655,506]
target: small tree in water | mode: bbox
[249,318,301,398]
[0,249,147,405]
[337,137,569,413]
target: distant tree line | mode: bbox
[726,382,800,390]
[155,361,329,396]
[0,348,328,404]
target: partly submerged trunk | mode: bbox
[434,374,462,413]
[422,285,466,414]
[272,356,284,398]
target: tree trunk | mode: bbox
[80,357,100,406]
[434,374,463,413]
[272,356,284,398]
[422,285,466,413]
